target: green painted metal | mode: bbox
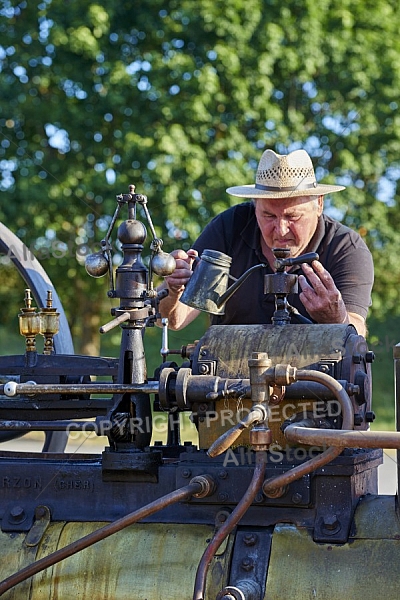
[0,523,232,600]
[1,497,399,599]
[265,495,400,600]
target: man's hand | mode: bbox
[298,261,366,335]
[298,260,349,324]
[164,249,198,295]
[157,248,200,330]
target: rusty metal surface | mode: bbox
[194,324,355,449]
[193,324,353,378]
[1,496,398,599]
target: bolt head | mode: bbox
[240,557,254,572]
[243,533,258,546]
[323,514,340,531]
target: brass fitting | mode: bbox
[18,289,41,352]
[39,291,60,355]
[190,474,217,498]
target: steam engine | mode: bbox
[0,187,399,600]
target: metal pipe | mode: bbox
[263,369,354,495]
[0,477,212,596]
[0,420,103,432]
[0,377,354,401]
[285,427,400,449]
[295,370,354,429]
[0,381,160,397]
[193,452,266,600]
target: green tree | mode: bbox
[1,0,400,355]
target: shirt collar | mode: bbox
[305,215,325,254]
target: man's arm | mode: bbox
[298,261,367,336]
[347,312,366,336]
[157,249,200,330]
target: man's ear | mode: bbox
[317,195,324,216]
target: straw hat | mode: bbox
[226,149,345,198]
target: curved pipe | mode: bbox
[263,369,354,495]
[295,369,354,429]
[193,452,266,600]
[285,427,400,449]
[194,367,355,600]
[0,479,209,596]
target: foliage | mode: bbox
[1,0,400,352]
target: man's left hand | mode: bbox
[298,260,348,324]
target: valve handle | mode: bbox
[274,250,319,272]
[207,405,267,458]
[207,422,247,458]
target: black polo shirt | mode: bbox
[192,202,373,325]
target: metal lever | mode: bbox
[161,318,169,362]
[274,251,319,272]
[207,405,268,458]
[99,311,130,334]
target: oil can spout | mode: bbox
[180,248,318,319]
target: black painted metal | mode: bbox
[395,343,400,502]
[218,528,273,600]
[0,447,382,542]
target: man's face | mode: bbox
[254,195,323,257]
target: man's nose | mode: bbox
[276,218,290,236]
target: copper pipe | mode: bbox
[193,452,266,600]
[263,369,354,495]
[263,443,342,494]
[295,370,354,429]
[0,478,209,596]
[194,371,349,597]
[285,426,400,449]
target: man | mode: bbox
[158,148,373,337]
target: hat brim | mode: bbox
[226,183,345,199]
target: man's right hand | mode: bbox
[164,249,198,295]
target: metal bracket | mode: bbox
[217,528,273,600]
[197,360,218,376]
[25,505,51,547]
